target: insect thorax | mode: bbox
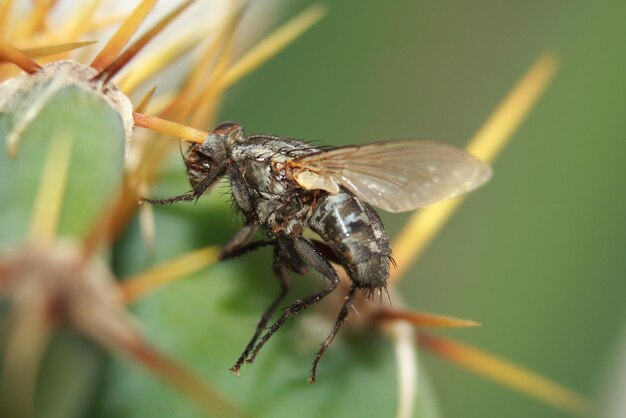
[231,137,322,237]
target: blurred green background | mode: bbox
[216,1,626,417]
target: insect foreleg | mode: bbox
[140,162,226,205]
[139,190,199,205]
[226,163,255,219]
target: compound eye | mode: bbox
[185,143,214,170]
[197,151,216,168]
[213,121,240,134]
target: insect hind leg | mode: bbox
[231,247,291,375]
[308,284,357,383]
[245,237,340,368]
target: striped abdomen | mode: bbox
[309,190,391,290]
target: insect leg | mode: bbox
[218,223,259,260]
[246,237,340,365]
[216,166,266,259]
[226,163,255,219]
[219,239,274,261]
[310,239,341,265]
[231,248,291,375]
[140,162,226,205]
[308,284,357,383]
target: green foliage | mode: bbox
[0,84,125,248]
[0,81,126,417]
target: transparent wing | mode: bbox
[292,139,492,213]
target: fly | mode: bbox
[143,122,492,382]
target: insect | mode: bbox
[144,122,492,382]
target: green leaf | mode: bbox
[35,332,107,418]
[0,79,127,418]
[0,84,125,249]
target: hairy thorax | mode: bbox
[231,137,322,238]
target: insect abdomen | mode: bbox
[309,191,390,290]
